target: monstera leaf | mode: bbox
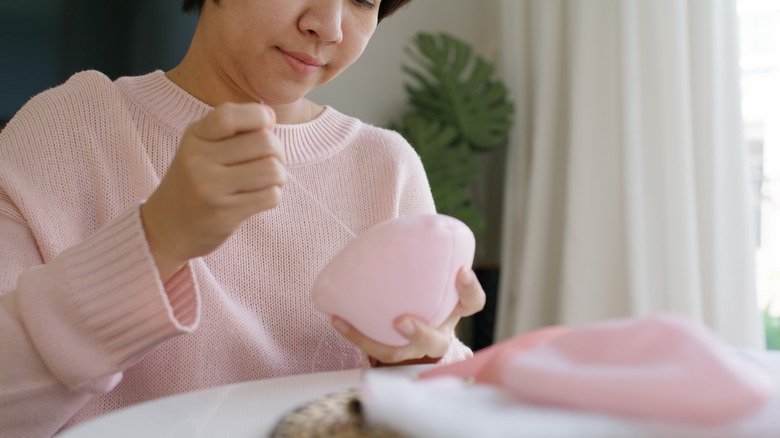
[393,113,485,232]
[392,31,514,232]
[403,32,514,151]
[764,305,780,350]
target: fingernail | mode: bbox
[459,268,474,285]
[333,317,350,334]
[397,318,416,337]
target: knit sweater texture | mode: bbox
[0,70,472,437]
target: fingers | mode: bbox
[191,102,276,141]
[394,316,451,359]
[223,156,287,194]
[331,316,434,364]
[230,186,284,217]
[188,103,284,167]
[427,267,484,339]
[213,129,286,166]
[331,315,451,364]
[187,102,287,203]
[332,317,406,363]
[455,267,486,317]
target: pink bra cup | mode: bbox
[498,315,775,425]
[420,314,775,425]
[311,214,475,346]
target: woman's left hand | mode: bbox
[331,267,486,365]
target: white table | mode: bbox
[56,366,425,438]
[54,351,780,438]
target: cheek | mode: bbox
[323,41,368,83]
[339,23,376,67]
[208,18,250,61]
[344,37,371,65]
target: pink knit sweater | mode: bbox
[0,71,472,437]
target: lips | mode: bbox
[279,48,324,76]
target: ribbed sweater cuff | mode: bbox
[440,335,473,364]
[16,205,200,391]
[363,334,472,369]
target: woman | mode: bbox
[0,0,485,436]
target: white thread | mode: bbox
[286,173,357,238]
[285,172,358,372]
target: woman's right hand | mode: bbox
[141,102,285,281]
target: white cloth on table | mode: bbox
[360,350,780,438]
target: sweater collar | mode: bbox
[116,70,360,167]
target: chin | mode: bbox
[259,82,320,105]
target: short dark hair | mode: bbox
[181,0,412,22]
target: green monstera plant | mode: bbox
[764,305,780,350]
[392,32,514,233]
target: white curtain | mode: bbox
[495,0,764,348]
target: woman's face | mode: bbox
[196,0,380,106]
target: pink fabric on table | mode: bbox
[419,325,569,382]
[420,314,775,425]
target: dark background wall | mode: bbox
[0,0,197,122]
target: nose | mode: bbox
[299,0,344,44]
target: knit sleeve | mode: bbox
[0,199,200,437]
[392,132,437,217]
